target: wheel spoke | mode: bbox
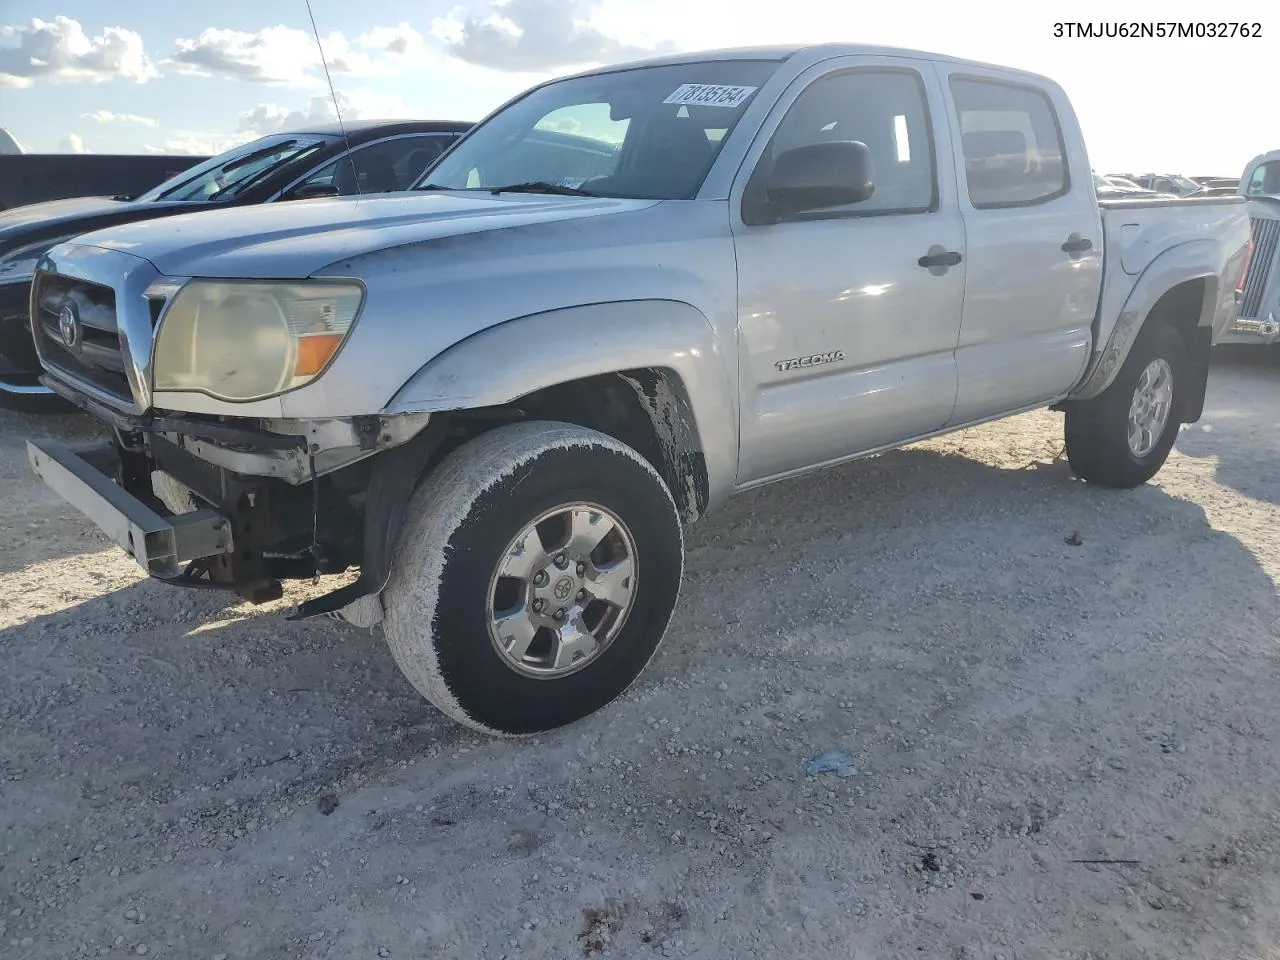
[587,555,635,607]
[564,507,615,558]
[551,620,600,672]
[500,525,549,580]
[493,608,539,660]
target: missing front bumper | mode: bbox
[27,437,233,578]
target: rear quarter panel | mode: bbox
[1071,197,1250,399]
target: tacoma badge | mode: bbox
[775,350,845,373]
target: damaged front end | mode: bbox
[31,376,448,624]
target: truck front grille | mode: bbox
[31,271,133,404]
[1240,216,1279,320]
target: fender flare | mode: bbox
[385,298,739,508]
[1070,239,1226,402]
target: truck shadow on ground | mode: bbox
[2,436,1278,959]
[1173,347,1280,507]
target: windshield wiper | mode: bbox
[487,181,595,197]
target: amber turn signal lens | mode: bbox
[294,332,346,377]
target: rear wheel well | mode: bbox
[431,369,710,524]
[1143,277,1213,423]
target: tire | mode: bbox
[381,420,685,737]
[1065,320,1187,488]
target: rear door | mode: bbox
[934,66,1103,424]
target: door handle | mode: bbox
[1061,235,1093,254]
[918,249,962,268]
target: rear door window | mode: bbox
[950,78,1068,208]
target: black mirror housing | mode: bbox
[287,183,341,201]
[765,140,875,213]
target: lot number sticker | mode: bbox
[663,84,757,108]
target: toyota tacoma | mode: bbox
[26,44,1251,736]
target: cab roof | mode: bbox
[565,42,1053,86]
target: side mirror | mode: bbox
[285,183,340,201]
[765,140,875,214]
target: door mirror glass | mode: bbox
[766,140,875,213]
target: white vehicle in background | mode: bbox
[1224,150,1280,345]
[1093,173,1158,198]
[1125,173,1210,197]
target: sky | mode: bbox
[0,0,1274,175]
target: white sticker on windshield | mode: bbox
[663,83,757,108]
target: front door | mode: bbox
[731,56,967,484]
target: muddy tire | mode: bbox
[381,421,684,737]
[1065,321,1187,488]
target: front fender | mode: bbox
[1071,239,1233,401]
[384,299,739,506]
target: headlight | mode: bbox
[0,235,81,285]
[152,279,364,402]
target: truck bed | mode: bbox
[1095,193,1251,352]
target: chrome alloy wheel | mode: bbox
[1126,358,1174,458]
[487,502,638,679]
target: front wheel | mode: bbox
[1065,320,1187,488]
[382,421,685,736]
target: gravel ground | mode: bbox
[2,347,1279,960]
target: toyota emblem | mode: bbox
[57,302,81,351]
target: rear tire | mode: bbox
[1065,320,1187,488]
[382,420,684,737]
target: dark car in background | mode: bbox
[0,118,472,410]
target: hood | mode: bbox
[0,195,214,252]
[71,191,662,279]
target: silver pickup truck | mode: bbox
[26,44,1250,737]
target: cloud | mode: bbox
[166,25,329,85]
[165,22,433,86]
[430,0,674,73]
[356,22,428,60]
[143,131,255,156]
[0,15,158,87]
[237,94,351,136]
[82,109,158,127]
[237,89,416,136]
[61,133,88,153]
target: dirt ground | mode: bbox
[3,347,1280,960]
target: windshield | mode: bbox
[417,60,779,200]
[135,134,333,203]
